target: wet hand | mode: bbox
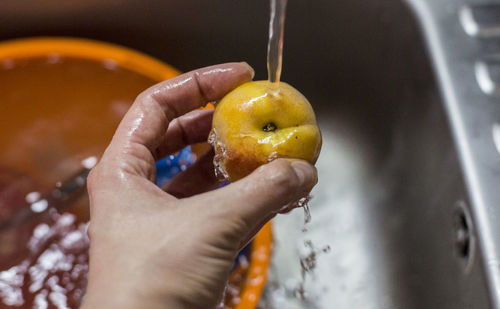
[81,63,318,309]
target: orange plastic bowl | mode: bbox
[0,37,271,309]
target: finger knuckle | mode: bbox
[264,159,300,190]
[85,222,95,240]
[86,167,99,193]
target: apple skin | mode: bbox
[210,81,322,181]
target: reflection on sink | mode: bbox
[0,0,493,307]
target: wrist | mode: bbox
[82,286,183,309]
[81,273,179,309]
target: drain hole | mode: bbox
[453,202,474,269]
[455,212,470,258]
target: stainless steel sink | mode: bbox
[1,0,499,308]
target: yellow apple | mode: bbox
[210,80,322,181]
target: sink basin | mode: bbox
[0,0,494,308]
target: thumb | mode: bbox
[205,158,317,232]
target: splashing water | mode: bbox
[208,0,328,303]
[208,129,229,181]
[266,0,312,229]
[294,240,331,300]
[281,194,331,301]
[296,196,311,226]
[266,0,331,301]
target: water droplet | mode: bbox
[2,59,15,70]
[102,59,118,71]
[289,195,312,226]
[25,191,41,203]
[293,238,331,301]
[31,199,48,213]
[47,54,61,64]
[81,156,97,169]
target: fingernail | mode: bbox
[291,161,317,188]
[240,61,255,79]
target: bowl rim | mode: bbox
[0,37,272,309]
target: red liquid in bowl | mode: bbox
[0,56,157,308]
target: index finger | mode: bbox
[102,62,253,175]
[114,62,253,151]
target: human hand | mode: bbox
[81,63,318,309]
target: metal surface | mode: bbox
[0,0,497,308]
[406,0,500,308]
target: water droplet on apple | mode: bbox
[208,129,230,181]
